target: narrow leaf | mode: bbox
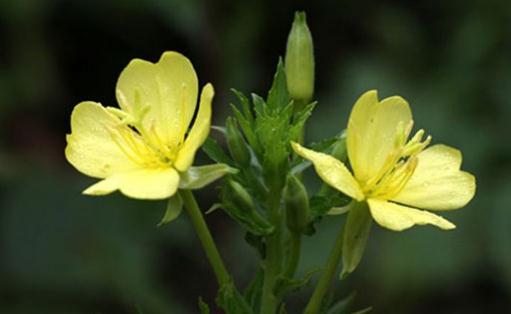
[202,137,235,166]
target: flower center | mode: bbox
[361,121,431,199]
[105,105,180,169]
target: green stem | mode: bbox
[260,191,283,314]
[303,220,345,314]
[284,232,302,278]
[180,189,230,286]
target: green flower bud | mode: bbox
[285,11,315,104]
[226,117,251,166]
[225,180,275,236]
[284,175,310,234]
[228,180,256,212]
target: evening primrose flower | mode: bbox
[66,51,231,200]
[292,90,476,231]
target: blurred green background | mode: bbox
[1,0,510,313]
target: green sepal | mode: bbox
[216,280,253,314]
[198,297,211,314]
[309,194,351,220]
[341,202,373,278]
[179,164,238,190]
[157,193,183,226]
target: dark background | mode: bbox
[1,0,510,313]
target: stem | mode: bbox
[180,189,230,286]
[284,232,302,278]
[260,190,283,314]
[303,219,345,314]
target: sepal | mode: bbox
[341,202,372,278]
[179,164,237,190]
[157,193,183,226]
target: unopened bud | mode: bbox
[285,11,315,104]
[229,180,256,212]
[284,175,310,234]
[226,117,251,166]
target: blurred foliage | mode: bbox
[0,0,510,313]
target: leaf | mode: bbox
[179,164,238,190]
[198,297,211,314]
[341,202,373,278]
[216,281,253,314]
[267,58,290,110]
[230,103,260,155]
[251,93,266,117]
[220,202,274,236]
[232,88,254,123]
[157,194,183,226]
[350,307,372,314]
[202,137,235,166]
[289,101,316,141]
[274,269,318,298]
[243,267,264,311]
[326,292,357,314]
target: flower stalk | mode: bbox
[180,189,231,286]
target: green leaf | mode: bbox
[232,88,254,123]
[157,194,183,226]
[198,297,211,314]
[267,58,290,110]
[350,307,372,314]
[216,281,253,314]
[325,292,357,314]
[243,267,264,311]
[289,101,316,141]
[230,103,260,155]
[179,164,238,190]
[341,202,373,278]
[273,269,318,298]
[202,137,235,166]
[252,93,266,116]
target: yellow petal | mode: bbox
[83,167,180,200]
[367,198,455,231]
[65,101,140,178]
[391,144,476,210]
[173,83,214,171]
[347,90,412,183]
[291,142,364,201]
[116,51,198,148]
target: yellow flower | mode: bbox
[292,90,476,231]
[65,51,219,200]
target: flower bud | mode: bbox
[285,11,315,104]
[226,117,251,166]
[228,180,256,212]
[225,180,275,236]
[284,175,310,234]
